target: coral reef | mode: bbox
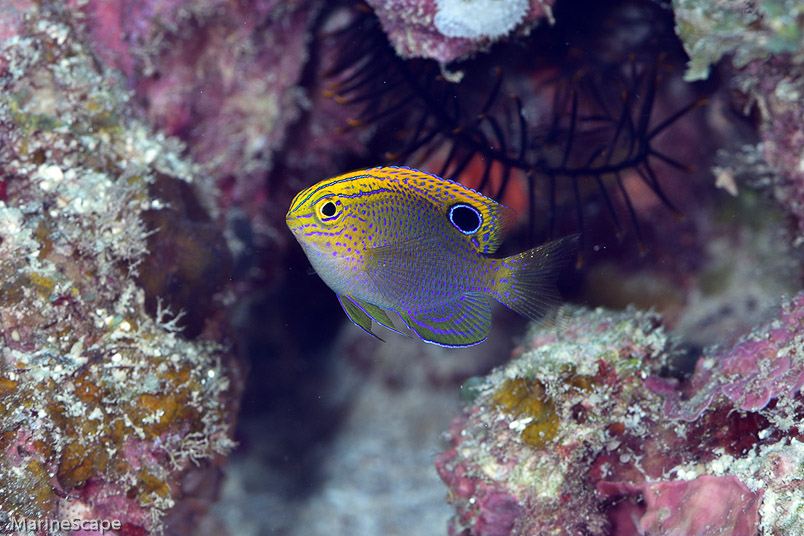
[675,0,804,239]
[437,302,804,535]
[0,6,240,535]
[4,0,804,535]
[673,0,804,83]
[655,293,804,420]
[364,0,555,63]
[52,0,354,290]
[1,0,374,528]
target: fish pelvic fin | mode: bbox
[337,294,408,340]
[397,293,491,348]
[492,235,579,322]
[337,294,384,341]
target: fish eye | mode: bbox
[320,201,337,218]
[449,203,482,234]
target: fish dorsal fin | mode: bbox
[370,167,517,255]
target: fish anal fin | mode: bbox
[398,293,491,348]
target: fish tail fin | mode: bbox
[492,235,579,322]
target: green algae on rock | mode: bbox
[674,0,804,81]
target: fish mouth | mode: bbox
[285,211,300,234]
[285,210,313,238]
[286,189,313,234]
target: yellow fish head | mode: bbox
[286,181,348,246]
[286,169,379,248]
[286,178,368,295]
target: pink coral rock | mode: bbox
[437,302,804,535]
[600,476,763,536]
[656,292,804,421]
[0,7,240,535]
[639,476,762,536]
[364,0,555,63]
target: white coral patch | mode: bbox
[434,0,529,39]
[35,163,64,191]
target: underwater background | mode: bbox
[1,0,804,534]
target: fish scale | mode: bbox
[287,166,577,347]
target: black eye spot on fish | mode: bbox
[449,204,482,235]
[321,201,337,217]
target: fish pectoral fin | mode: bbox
[349,295,410,338]
[337,294,384,342]
[366,235,445,295]
[397,293,492,348]
[367,234,442,264]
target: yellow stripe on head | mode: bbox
[288,170,374,215]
